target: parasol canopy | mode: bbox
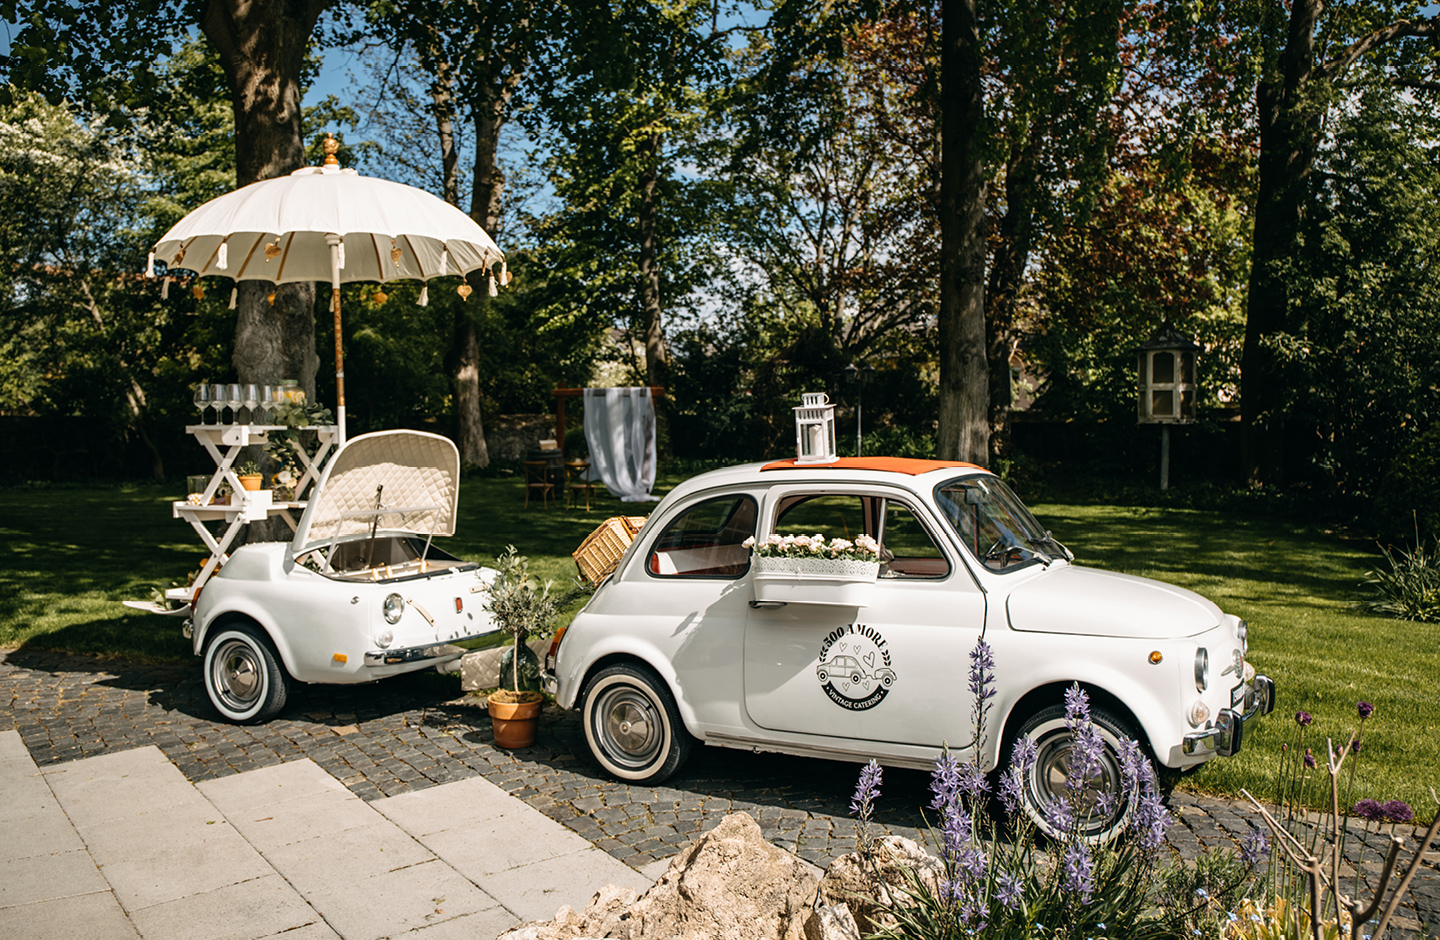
[150,136,506,444]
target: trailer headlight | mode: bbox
[1195,647,1210,692]
[383,593,405,624]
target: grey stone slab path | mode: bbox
[0,729,648,939]
[3,648,1438,938]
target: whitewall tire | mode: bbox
[581,663,692,783]
[203,624,289,724]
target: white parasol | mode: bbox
[150,136,506,444]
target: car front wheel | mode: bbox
[203,623,290,724]
[581,663,692,783]
[1007,703,1139,844]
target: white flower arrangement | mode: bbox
[743,532,881,562]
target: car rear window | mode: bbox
[647,495,758,578]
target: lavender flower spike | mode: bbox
[851,759,883,816]
[1061,841,1095,903]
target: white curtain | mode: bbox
[583,388,658,502]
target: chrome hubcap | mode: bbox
[598,689,659,765]
[213,640,262,708]
[1031,732,1125,836]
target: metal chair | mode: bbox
[523,460,555,508]
[565,460,597,510]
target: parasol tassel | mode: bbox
[501,260,510,287]
[161,276,171,299]
[418,285,429,307]
[145,251,155,279]
[439,249,449,276]
[217,241,228,270]
[228,287,237,309]
[489,274,497,297]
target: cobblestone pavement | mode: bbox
[4,647,1437,936]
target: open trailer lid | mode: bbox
[291,429,460,554]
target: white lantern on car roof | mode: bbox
[794,392,839,464]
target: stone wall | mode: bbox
[487,414,557,463]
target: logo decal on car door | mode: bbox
[816,623,896,711]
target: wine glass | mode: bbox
[210,384,228,424]
[242,384,260,426]
[258,385,277,425]
[225,383,242,425]
[193,384,212,425]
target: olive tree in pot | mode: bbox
[482,545,564,748]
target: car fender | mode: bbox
[983,658,1181,771]
[193,595,303,681]
[563,634,702,736]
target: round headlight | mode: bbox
[383,593,405,624]
[1194,647,1209,693]
[376,628,394,649]
[1236,619,1249,653]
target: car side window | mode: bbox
[880,501,950,579]
[773,494,867,541]
[773,493,949,580]
[647,495,758,578]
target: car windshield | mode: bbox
[934,476,1068,573]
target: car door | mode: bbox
[742,485,987,750]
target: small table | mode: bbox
[565,460,597,510]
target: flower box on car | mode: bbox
[186,430,502,723]
[543,454,1276,843]
[748,533,881,606]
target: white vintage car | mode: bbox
[543,456,1275,839]
[188,430,500,723]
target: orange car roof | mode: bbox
[759,456,987,475]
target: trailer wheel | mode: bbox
[203,624,289,723]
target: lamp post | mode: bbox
[1136,325,1200,490]
[843,362,876,456]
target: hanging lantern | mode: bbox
[1136,325,1200,424]
[793,392,839,465]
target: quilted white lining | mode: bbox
[292,430,459,553]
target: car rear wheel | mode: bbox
[203,624,289,724]
[582,663,692,783]
[1006,704,1139,844]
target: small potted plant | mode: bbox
[235,460,266,491]
[481,545,564,748]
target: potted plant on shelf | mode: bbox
[745,532,883,607]
[234,460,266,491]
[481,545,564,748]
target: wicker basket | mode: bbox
[573,516,647,582]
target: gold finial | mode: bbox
[322,133,340,166]
[457,283,473,300]
[192,283,205,300]
[373,290,388,305]
[267,292,276,306]
[264,240,281,261]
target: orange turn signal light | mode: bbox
[1149,651,1164,665]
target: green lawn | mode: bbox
[1,476,1432,819]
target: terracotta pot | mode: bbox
[238,474,264,491]
[488,693,543,748]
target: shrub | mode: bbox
[1360,537,1440,623]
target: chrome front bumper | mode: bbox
[363,642,467,667]
[1183,675,1275,758]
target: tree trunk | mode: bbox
[433,59,460,207]
[637,133,669,389]
[936,0,989,465]
[1240,0,1321,485]
[201,0,326,404]
[985,136,1043,463]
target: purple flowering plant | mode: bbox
[859,641,1263,940]
[1243,700,1440,940]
